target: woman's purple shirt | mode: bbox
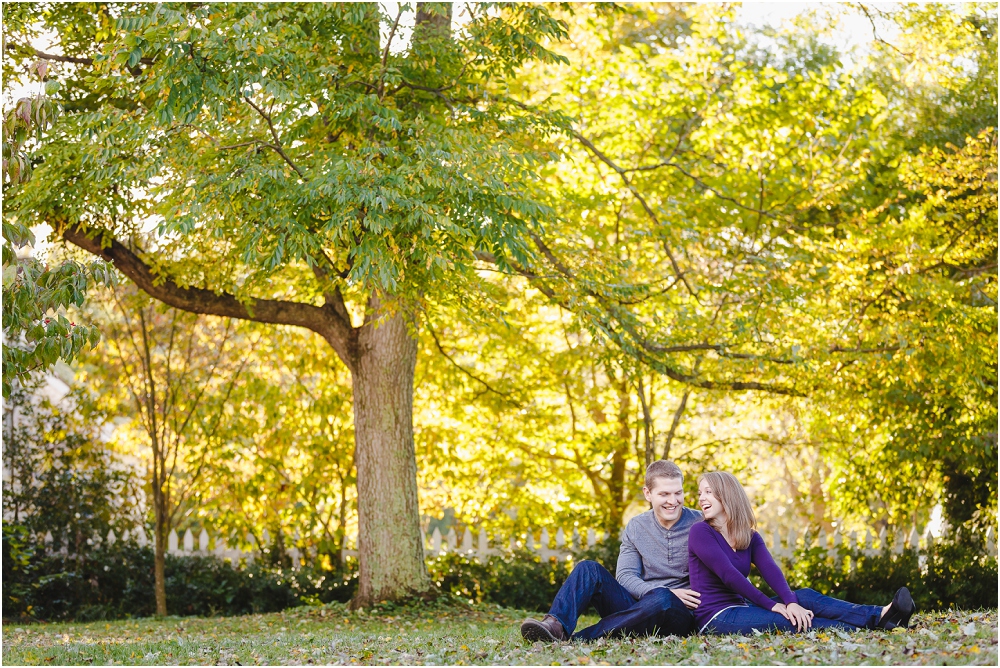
[687,521,798,629]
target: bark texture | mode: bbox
[607,378,631,532]
[350,298,433,607]
[153,518,168,616]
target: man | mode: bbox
[520,460,703,641]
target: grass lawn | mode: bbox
[2,601,996,666]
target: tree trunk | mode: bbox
[349,301,433,608]
[607,377,632,532]
[637,376,653,468]
[153,500,168,616]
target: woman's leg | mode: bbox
[704,604,864,635]
[702,605,798,635]
[793,588,882,630]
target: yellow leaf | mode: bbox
[256,44,265,56]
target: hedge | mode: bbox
[3,522,995,623]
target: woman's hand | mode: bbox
[771,602,814,632]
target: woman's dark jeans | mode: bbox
[703,588,882,635]
[548,560,695,640]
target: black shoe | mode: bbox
[878,587,915,630]
[520,614,567,642]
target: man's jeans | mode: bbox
[547,560,694,640]
[703,588,883,635]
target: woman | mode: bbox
[688,471,915,635]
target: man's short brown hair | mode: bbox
[644,460,684,489]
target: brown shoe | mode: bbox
[520,614,567,642]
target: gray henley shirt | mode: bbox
[615,506,703,599]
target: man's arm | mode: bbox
[615,526,654,600]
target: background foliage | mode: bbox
[1,1,996,618]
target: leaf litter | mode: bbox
[1,603,996,666]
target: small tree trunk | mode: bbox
[637,376,653,468]
[350,301,433,608]
[607,377,632,532]
[153,501,168,616]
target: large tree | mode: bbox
[3,1,569,606]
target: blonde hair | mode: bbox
[699,471,757,550]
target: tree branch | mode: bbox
[381,6,404,70]
[7,45,154,75]
[19,47,93,65]
[243,97,306,178]
[661,388,690,462]
[426,323,521,406]
[473,247,801,395]
[571,130,697,298]
[829,344,900,354]
[61,224,358,371]
[855,3,913,58]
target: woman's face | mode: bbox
[698,479,726,523]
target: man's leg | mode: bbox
[573,587,694,640]
[792,588,882,630]
[546,560,636,636]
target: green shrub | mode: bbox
[426,540,624,613]
[5,524,994,623]
[574,537,623,577]
[758,530,998,611]
[2,524,357,622]
[2,383,143,546]
[920,535,998,610]
[428,549,570,612]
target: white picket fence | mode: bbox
[41,524,997,570]
[39,525,611,566]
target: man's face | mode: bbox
[643,476,685,529]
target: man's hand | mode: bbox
[670,588,701,609]
[771,602,814,632]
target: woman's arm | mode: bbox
[748,533,798,605]
[688,523,779,611]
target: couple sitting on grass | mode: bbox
[520,460,916,642]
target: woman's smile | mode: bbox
[698,481,724,521]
